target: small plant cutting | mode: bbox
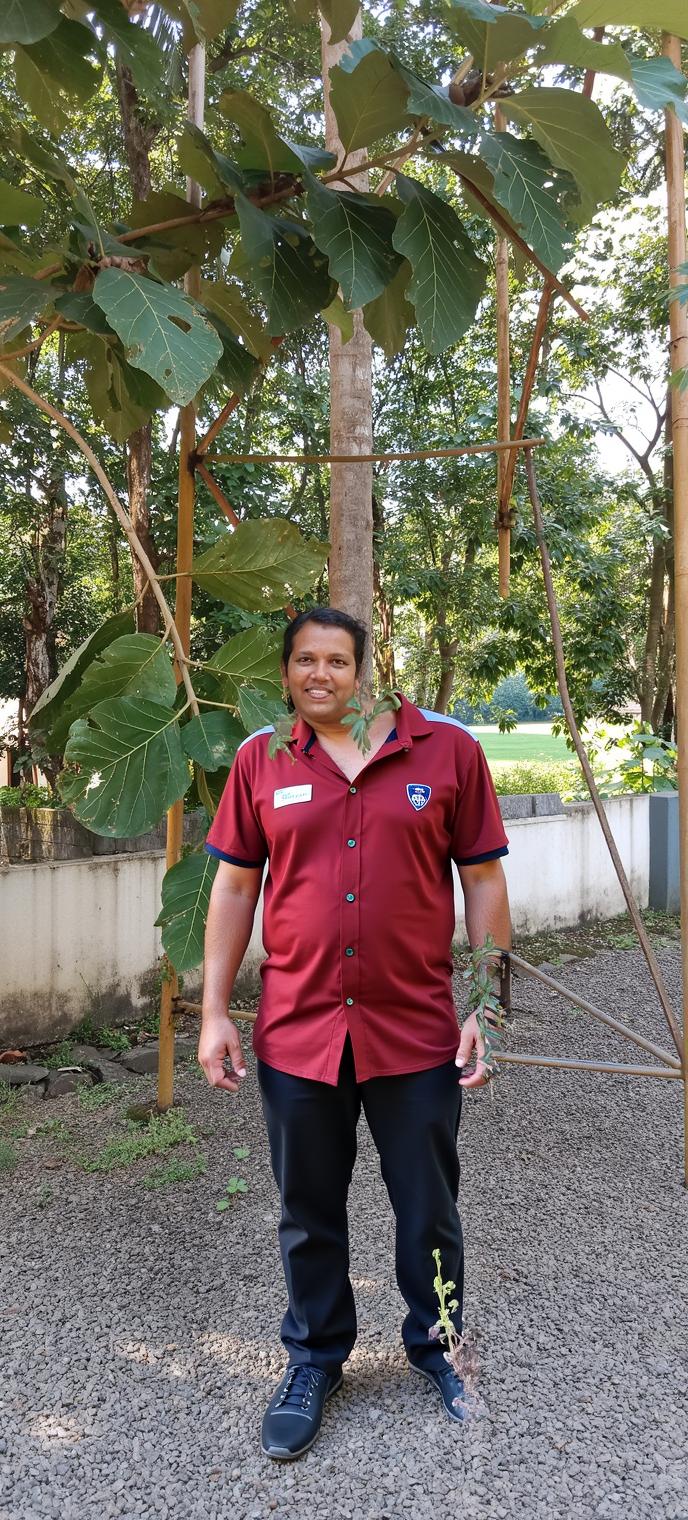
[461,933,512,1086]
[216,1145,250,1211]
[430,1248,481,1421]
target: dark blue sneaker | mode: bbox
[261,1364,343,1460]
[411,1364,468,1423]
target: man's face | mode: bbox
[283,623,359,725]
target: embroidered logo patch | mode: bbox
[407,783,431,811]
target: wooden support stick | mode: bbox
[196,460,240,527]
[495,103,512,598]
[158,40,206,1116]
[662,31,688,1183]
[525,451,683,1061]
[494,1053,682,1081]
[205,437,546,467]
[510,952,681,1069]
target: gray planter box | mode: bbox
[649,793,680,913]
[0,807,205,864]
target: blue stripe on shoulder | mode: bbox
[419,708,477,742]
[236,724,275,755]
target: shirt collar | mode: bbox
[288,693,432,752]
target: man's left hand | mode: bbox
[455,1010,494,1089]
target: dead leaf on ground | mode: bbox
[0,1050,27,1064]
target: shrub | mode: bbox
[0,785,59,809]
[490,761,574,795]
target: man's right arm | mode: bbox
[198,860,263,1094]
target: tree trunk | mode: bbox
[320,10,374,690]
[23,482,68,776]
[640,392,673,724]
[115,60,160,633]
[372,492,395,687]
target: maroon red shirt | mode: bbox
[206,695,508,1084]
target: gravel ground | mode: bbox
[2,936,688,1520]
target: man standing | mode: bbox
[200,608,511,1461]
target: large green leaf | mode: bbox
[321,294,354,342]
[630,56,688,118]
[305,174,402,308]
[71,633,177,712]
[54,291,114,336]
[329,41,410,153]
[191,518,329,610]
[391,176,487,356]
[220,91,336,175]
[500,88,624,219]
[29,610,133,753]
[389,55,479,138]
[129,190,224,281]
[238,687,289,734]
[0,181,44,230]
[481,133,574,273]
[155,851,219,972]
[320,0,360,45]
[17,18,103,105]
[87,0,165,102]
[571,0,688,40]
[177,123,243,198]
[535,15,631,80]
[235,196,335,335]
[60,698,190,838]
[183,0,241,44]
[15,127,79,197]
[363,260,415,356]
[0,0,61,45]
[199,278,270,359]
[200,309,258,397]
[0,274,58,343]
[14,49,68,134]
[208,625,283,704]
[181,711,246,770]
[77,335,167,442]
[445,0,547,71]
[92,269,222,406]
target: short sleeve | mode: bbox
[205,745,267,868]
[452,741,509,866]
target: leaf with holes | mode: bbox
[0,181,44,230]
[305,174,402,308]
[236,196,334,335]
[155,851,219,972]
[208,625,283,704]
[391,176,487,355]
[69,633,177,715]
[92,269,222,406]
[329,40,410,153]
[181,712,246,770]
[481,134,574,273]
[500,88,624,220]
[29,610,134,754]
[192,518,329,610]
[363,260,415,357]
[0,0,61,45]
[60,698,190,838]
[0,275,58,343]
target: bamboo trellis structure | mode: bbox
[155,34,688,1186]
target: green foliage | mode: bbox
[566,723,678,798]
[60,697,191,837]
[490,762,573,796]
[392,176,487,355]
[340,688,401,753]
[190,518,329,610]
[81,1107,199,1173]
[216,1175,248,1208]
[155,849,219,971]
[92,270,223,407]
[0,784,57,808]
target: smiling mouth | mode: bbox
[305,688,334,698]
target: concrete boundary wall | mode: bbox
[1,796,649,1046]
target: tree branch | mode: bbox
[0,361,199,716]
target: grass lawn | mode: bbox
[471,723,574,764]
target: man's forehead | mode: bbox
[289,627,356,657]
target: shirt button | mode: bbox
[347,838,356,848]
[345,893,355,903]
[349,785,357,794]
[345,998,354,1006]
[345,947,355,957]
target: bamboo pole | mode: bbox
[509,953,681,1069]
[494,1054,682,1081]
[204,437,546,466]
[157,41,206,1114]
[524,452,683,1061]
[494,104,512,598]
[663,32,688,1183]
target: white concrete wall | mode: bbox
[1,796,648,1045]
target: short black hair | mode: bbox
[282,607,367,674]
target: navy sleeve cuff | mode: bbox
[205,843,266,868]
[454,845,509,866]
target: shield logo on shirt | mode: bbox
[407,783,431,811]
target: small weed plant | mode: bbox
[77,1082,124,1112]
[216,1146,250,1211]
[142,1154,207,1189]
[430,1249,482,1421]
[0,1137,18,1172]
[82,1107,199,1174]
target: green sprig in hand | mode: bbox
[461,934,512,1086]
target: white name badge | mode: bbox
[273,784,313,809]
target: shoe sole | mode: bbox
[408,1363,466,1424]
[261,1373,343,1461]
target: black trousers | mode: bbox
[257,1036,463,1376]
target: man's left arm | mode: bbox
[455,857,512,1089]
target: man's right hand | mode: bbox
[198,1015,247,1094]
